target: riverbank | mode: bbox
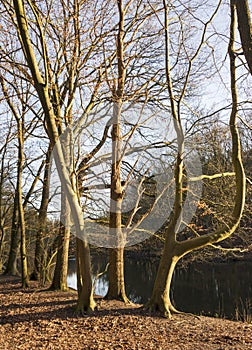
[86,236,252,265]
[0,276,252,349]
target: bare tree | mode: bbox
[0,75,29,286]
[105,0,128,302]
[146,0,246,317]
[9,0,97,310]
[0,119,16,268]
[0,0,249,317]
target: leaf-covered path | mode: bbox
[0,276,252,349]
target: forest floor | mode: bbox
[0,276,252,350]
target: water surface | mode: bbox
[67,256,252,319]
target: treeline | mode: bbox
[0,120,251,285]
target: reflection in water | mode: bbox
[67,256,252,319]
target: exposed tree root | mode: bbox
[144,300,200,319]
[47,285,69,292]
[75,300,97,316]
[170,308,200,320]
[105,293,132,305]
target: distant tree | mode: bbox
[0,121,15,268]
[182,122,252,263]
[0,68,45,280]
[0,76,29,286]
[32,142,52,283]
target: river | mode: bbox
[67,255,252,320]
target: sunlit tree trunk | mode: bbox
[76,237,96,312]
[106,106,127,300]
[17,119,29,288]
[106,0,128,302]
[147,237,179,316]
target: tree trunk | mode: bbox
[106,0,128,302]
[107,247,127,301]
[235,0,252,75]
[50,162,71,291]
[51,126,73,291]
[19,189,29,288]
[17,120,29,288]
[0,225,5,259]
[147,0,246,318]
[33,143,52,282]
[50,223,70,291]
[13,0,98,312]
[147,239,179,317]
[76,238,96,313]
[4,193,19,276]
[106,106,128,302]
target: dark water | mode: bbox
[67,256,252,320]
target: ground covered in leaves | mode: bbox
[0,276,252,349]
